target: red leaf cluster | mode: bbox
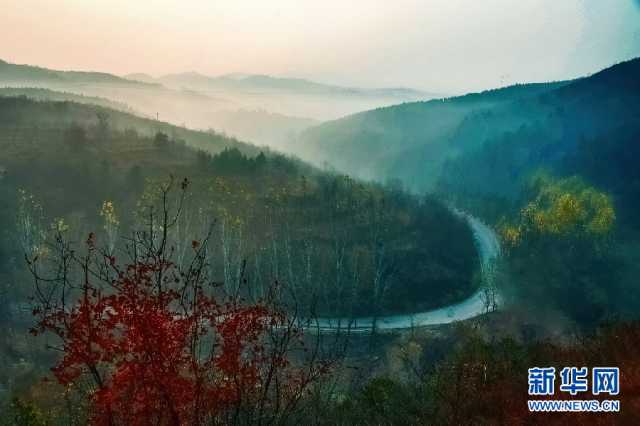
[34,257,296,425]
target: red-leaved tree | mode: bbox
[27,178,337,425]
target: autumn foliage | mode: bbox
[28,179,332,425]
[499,175,615,249]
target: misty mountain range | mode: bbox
[0,58,437,146]
[0,58,432,106]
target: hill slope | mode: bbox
[293,80,570,185]
[438,57,640,224]
[294,58,640,209]
[0,95,258,156]
[0,59,155,86]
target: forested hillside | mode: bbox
[293,80,569,185]
[295,58,640,210]
[0,96,478,319]
[438,58,640,221]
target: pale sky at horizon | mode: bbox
[1,0,639,93]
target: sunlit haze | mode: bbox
[2,0,639,92]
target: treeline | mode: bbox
[0,88,133,113]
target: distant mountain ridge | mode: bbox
[127,70,434,99]
[0,58,442,143]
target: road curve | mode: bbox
[303,211,501,332]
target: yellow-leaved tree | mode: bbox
[500,174,615,249]
[498,173,617,324]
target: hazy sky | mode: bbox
[1,0,639,93]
